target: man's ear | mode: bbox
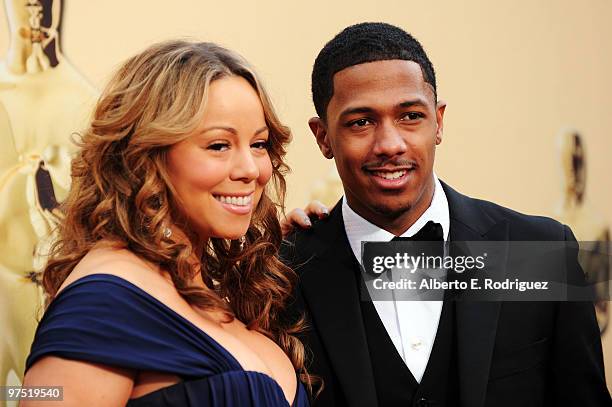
[434,101,447,145]
[308,117,334,159]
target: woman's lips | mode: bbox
[213,193,253,215]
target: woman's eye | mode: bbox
[207,142,229,151]
[252,141,270,150]
[402,112,425,121]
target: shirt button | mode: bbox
[410,337,425,351]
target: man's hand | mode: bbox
[281,200,329,237]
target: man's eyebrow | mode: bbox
[339,99,430,118]
[339,106,375,118]
[399,99,429,108]
[200,125,269,135]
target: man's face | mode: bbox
[309,59,446,231]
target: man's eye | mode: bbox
[207,143,229,151]
[349,118,372,127]
[252,141,270,150]
[402,112,425,121]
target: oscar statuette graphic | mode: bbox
[554,129,610,334]
[0,1,97,402]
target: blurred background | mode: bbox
[1,0,610,401]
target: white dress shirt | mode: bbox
[342,175,450,383]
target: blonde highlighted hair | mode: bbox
[42,40,313,388]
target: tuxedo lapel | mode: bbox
[298,203,378,407]
[443,182,510,407]
[298,183,510,407]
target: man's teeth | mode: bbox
[373,170,407,180]
[215,195,252,206]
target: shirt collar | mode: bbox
[342,174,450,263]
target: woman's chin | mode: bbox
[192,220,250,242]
[225,233,246,240]
[211,227,249,241]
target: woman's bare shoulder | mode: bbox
[26,247,179,405]
[56,245,172,299]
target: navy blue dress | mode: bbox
[25,274,309,407]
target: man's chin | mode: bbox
[370,202,414,219]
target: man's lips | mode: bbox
[369,169,408,180]
[364,167,415,188]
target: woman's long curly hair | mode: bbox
[42,40,313,388]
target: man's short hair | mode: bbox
[311,22,437,121]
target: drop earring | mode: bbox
[239,235,246,250]
[163,226,172,238]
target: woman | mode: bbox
[22,40,311,406]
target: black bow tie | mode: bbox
[391,220,444,242]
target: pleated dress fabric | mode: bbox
[26,274,309,407]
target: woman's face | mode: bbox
[167,75,273,240]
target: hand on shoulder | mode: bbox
[281,200,329,236]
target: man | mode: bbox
[281,22,609,407]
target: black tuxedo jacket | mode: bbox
[281,182,610,407]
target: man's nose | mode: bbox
[372,120,408,157]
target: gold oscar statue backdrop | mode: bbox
[553,129,610,333]
[0,0,611,395]
[0,0,97,401]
